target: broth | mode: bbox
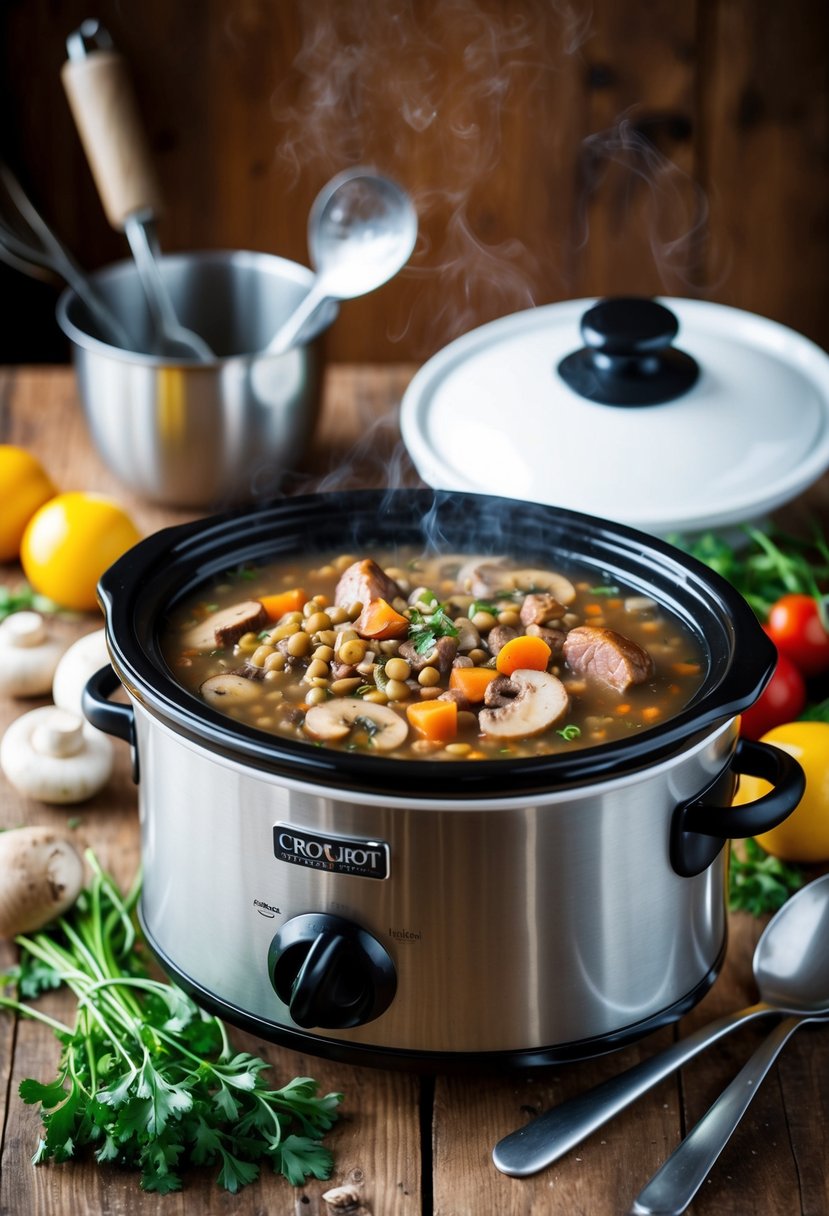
[162,548,707,761]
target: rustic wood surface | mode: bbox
[1,0,827,366]
[0,365,827,1215]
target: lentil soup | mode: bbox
[162,549,707,761]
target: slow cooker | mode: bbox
[84,490,803,1070]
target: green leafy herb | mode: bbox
[728,838,804,916]
[800,696,829,723]
[0,582,60,622]
[587,585,621,597]
[408,597,459,655]
[556,724,582,742]
[0,852,341,1194]
[670,523,829,623]
[469,600,500,617]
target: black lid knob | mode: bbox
[558,297,699,406]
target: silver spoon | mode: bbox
[61,20,214,361]
[630,875,829,1216]
[493,872,829,1179]
[265,166,417,357]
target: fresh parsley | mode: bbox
[0,582,60,622]
[728,838,804,916]
[0,852,341,1194]
[670,524,829,624]
[407,591,459,655]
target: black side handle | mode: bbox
[671,737,805,877]
[82,664,139,782]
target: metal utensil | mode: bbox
[265,166,417,356]
[0,161,130,348]
[61,20,214,361]
[493,871,829,1178]
[629,875,829,1216]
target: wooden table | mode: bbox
[1,365,827,1216]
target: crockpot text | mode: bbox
[273,824,390,881]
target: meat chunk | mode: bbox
[184,600,268,651]
[334,559,403,610]
[562,626,654,692]
[486,624,519,656]
[520,593,566,628]
[398,635,458,674]
[525,623,566,658]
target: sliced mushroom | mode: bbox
[497,568,576,604]
[200,672,263,707]
[478,669,569,740]
[303,698,408,752]
[183,601,268,651]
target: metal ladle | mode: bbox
[265,166,417,357]
[61,20,214,361]
[493,872,829,1179]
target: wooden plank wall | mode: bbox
[0,0,826,365]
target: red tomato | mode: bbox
[766,593,829,678]
[739,645,807,740]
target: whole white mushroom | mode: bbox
[52,627,109,720]
[0,705,113,804]
[0,612,69,698]
[0,826,85,938]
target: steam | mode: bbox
[572,113,727,295]
[268,0,594,353]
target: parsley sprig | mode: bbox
[0,582,60,622]
[671,523,829,625]
[0,852,341,1194]
[728,838,804,917]
[407,590,459,655]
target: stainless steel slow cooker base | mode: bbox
[139,909,725,1073]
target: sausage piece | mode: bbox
[334,559,403,610]
[562,625,654,692]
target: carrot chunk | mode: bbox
[495,634,552,676]
[406,699,458,742]
[449,666,499,703]
[259,589,305,621]
[355,597,410,639]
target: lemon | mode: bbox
[0,444,56,562]
[21,492,141,612]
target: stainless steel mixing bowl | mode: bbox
[56,250,337,509]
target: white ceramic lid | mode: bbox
[400,297,829,535]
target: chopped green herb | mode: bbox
[728,838,804,916]
[354,684,373,698]
[587,585,621,597]
[0,853,341,1193]
[469,600,500,617]
[408,601,459,655]
[556,724,582,741]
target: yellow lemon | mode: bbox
[21,492,141,612]
[734,721,829,863]
[0,444,56,562]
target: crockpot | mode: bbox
[84,490,803,1071]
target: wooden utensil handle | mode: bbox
[61,50,162,230]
